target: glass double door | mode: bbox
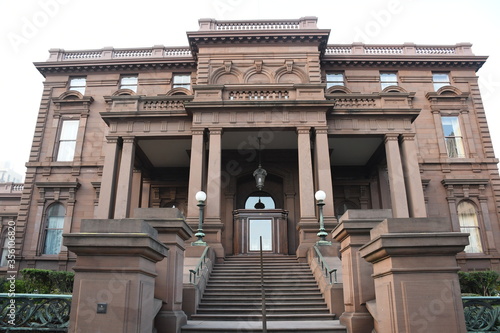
[233,209,288,255]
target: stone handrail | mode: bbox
[325,43,473,56]
[0,293,71,331]
[462,296,500,332]
[48,46,193,62]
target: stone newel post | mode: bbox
[331,209,392,333]
[64,219,168,333]
[359,218,469,333]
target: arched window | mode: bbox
[43,203,66,255]
[245,192,275,209]
[457,201,483,253]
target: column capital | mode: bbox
[105,136,120,144]
[191,128,205,136]
[431,109,441,114]
[400,133,416,141]
[297,126,311,135]
[122,136,136,144]
[314,126,329,135]
[208,128,223,135]
[384,133,400,143]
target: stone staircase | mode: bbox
[181,254,346,333]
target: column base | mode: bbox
[339,312,374,333]
[154,310,187,333]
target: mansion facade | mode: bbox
[2,17,500,275]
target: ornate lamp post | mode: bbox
[315,190,331,245]
[192,191,207,246]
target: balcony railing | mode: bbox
[0,293,71,331]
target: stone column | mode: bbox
[384,134,409,218]
[135,208,194,333]
[204,128,224,257]
[296,127,317,257]
[206,128,222,222]
[95,136,120,218]
[129,169,142,217]
[359,218,469,333]
[187,129,205,221]
[114,137,136,218]
[141,178,151,208]
[331,209,392,333]
[400,134,427,217]
[64,219,168,333]
[314,127,335,222]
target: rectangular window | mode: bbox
[326,73,344,89]
[120,75,138,92]
[442,117,465,158]
[69,77,86,94]
[56,120,79,162]
[380,72,398,90]
[433,73,450,91]
[173,74,191,89]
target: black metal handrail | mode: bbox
[0,293,71,331]
[189,246,210,284]
[313,245,337,284]
[462,296,500,332]
[260,236,267,333]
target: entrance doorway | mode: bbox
[233,209,288,254]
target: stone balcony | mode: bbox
[103,95,194,114]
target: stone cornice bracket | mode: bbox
[285,60,294,73]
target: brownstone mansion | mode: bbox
[1,17,499,333]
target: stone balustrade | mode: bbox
[325,42,473,56]
[0,182,24,193]
[104,95,193,113]
[48,42,473,62]
[48,46,193,62]
[326,92,416,110]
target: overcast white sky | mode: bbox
[1,0,499,180]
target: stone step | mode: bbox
[198,302,328,309]
[181,320,347,333]
[201,296,325,303]
[190,313,336,321]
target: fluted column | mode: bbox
[95,136,120,218]
[400,134,427,217]
[114,136,136,219]
[314,127,335,221]
[384,134,409,218]
[187,129,206,220]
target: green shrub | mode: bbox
[459,270,500,296]
[19,269,74,294]
[0,278,27,293]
